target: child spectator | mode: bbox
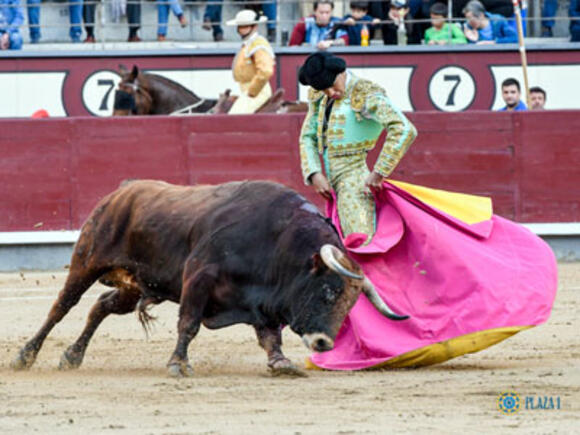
[382,0,413,45]
[341,1,379,46]
[424,2,467,45]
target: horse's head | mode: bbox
[113,65,153,116]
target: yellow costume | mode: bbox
[229,32,275,114]
[299,72,417,240]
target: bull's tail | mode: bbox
[136,296,158,338]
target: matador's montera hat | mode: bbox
[298,51,347,91]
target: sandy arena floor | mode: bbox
[0,264,578,434]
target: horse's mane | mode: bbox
[144,72,200,100]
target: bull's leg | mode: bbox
[255,325,307,377]
[167,263,216,378]
[59,286,141,370]
[11,268,102,370]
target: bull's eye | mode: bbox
[323,283,338,303]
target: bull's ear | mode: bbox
[310,253,327,276]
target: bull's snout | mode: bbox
[302,333,334,352]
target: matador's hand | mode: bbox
[365,171,385,192]
[310,173,332,200]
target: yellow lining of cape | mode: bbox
[389,180,493,225]
[305,326,533,370]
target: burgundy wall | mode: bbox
[1,111,579,232]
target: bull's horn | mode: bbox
[320,245,363,280]
[362,277,409,321]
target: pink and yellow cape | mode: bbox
[307,181,558,370]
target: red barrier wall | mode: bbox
[1,111,579,232]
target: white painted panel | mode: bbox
[0,72,67,117]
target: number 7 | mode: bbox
[444,75,461,106]
[97,79,115,111]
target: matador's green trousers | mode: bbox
[324,149,376,242]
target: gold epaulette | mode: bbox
[307,88,324,102]
[350,79,387,112]
[245,35,275,59]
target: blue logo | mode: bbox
[497,392,521,415]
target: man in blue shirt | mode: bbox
[0,0,23,50]
[462,0,517,44]
[498,78,527,111]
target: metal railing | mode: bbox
[1,0,578,45]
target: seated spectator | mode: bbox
[452,0,513,19]
[83,0,98,43]
[530,86,546,110]
[127,0,142,42]
[339,1,379,46]
[289,0,348,49]
[571,0,580,42]
[498,78,527,111]
[156,0,187,41]
[68,0,82,43]
[203,1,277,43]
[541,0,557,37]
[26,0,40,43]
[424,2,467,44]
[0,0,23,50]
[381,0,414,45]
[462,0,517,44]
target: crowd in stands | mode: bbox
[1,0,580,50]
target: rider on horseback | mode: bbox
[226,9,275,114]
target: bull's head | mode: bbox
[293,244,408,353]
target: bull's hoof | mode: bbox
[268,359,307,378]
[10,347,37,371]
[167,362,194,378]
[58,348,83,370]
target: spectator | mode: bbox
[424,2,467,44]
[83,0,97,42]
[463,0,517,44]
[26,0,40,43]
[339,1,379,46]
[289,0,348,49]
[571,0,580,42]
[452,0,513,19]
[498,78,527,111]
[156,0,187,41]
[127,0,142,42]
[541,0,557,37]
[69,0,83,42]
[0,0,23,50]
[381,0,414,45]
[529,86,546,110]
[202,0,223,41]
[203,1,277,43]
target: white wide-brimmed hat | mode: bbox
[226,9,268,26]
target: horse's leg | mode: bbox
[59,285,142,370]
[11,265,104,370]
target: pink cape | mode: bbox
[310,182,558,370]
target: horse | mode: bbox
[112,65,307,116]
[112,65,219,116]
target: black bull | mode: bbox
[12,180,407,377]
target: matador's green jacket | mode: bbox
[300,71,417,184]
